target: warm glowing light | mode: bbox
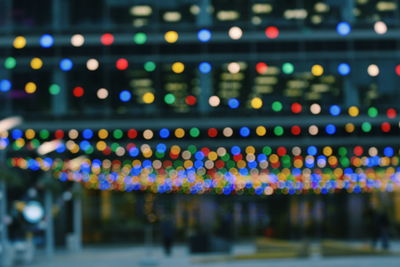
[30,58,43,70]
[87,59,99,71]
[368,64,379,77]
[25,82,37,94]
[311,64,324,76]
[251,97,263,109]
[348,106,359,117]
[227,62,241,73]
[71,34,85,47]
[374,21,387,35]
[13,36,26,49]
[142,92,155,104]
[164,31,179,43]
[310,103,321,114]
[172,62,185,73]
[228,26,243,40]
[209,96,220,107]
[97,88,109,99]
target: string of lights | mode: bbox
[8,155,400,195]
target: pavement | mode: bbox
[26,243,400,267]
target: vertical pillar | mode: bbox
[248,202,257,237]
[73,183,82,252]
[233,202,242,239]
[341,0,355,23]
[44,189,54,258]
[347,194,363,239]
[343,77,359,107]
[0,148,11,266]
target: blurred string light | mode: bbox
[13,36,26,49]
[228,98,240,109]
[164,31,179,43]
[172,62,184,73]
[228,26,243,40]
[198,29,211,42]
[59,58,73,71]
[199,62,212,74]
[71,34,85,47]
[0,80,12,92]
[282,62,294,74]
[142,92,155,104]
[30,57,43,70]
[144,61,156,72]
[338,63,350,75]
[73,86,84,98]
[374,21,387,35]
[86,59,99,71]
[265,26,279,39]
[256,62,268,74]
[25,82,37,94]
[311,64,324,76]
[101,33,114,45]
[4,57,16,69]
[336,22,351,36]
[97,88,109,99]
[368,64,380,77]
[133,32,147,44]
[119,90,131,102]
[49,84,61,95]
[39,34,54,48]
[164,93,176,104]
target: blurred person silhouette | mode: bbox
[160,215,175,256]
[367,204,390,250]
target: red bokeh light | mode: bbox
[208,128,218,138]
[291,125,301,135]
[387,108,397,119]
[55,129,64,139]
[256,62,268,74]
[73,86,84,97]
[127,129,138,139]
[396,64,400,76]
[291,102,302,114]
[185,95,197,106]
[277,146,287,156]
[116,58,129,70]
[265,26,279,39]
[101,33,114,46]
[381,122,391,132]
[353,146,363,156]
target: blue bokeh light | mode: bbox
[325,124,336,135]
[239,127,250,137]
[60,58,73,71]
[337,22,351,36]
[82,129,93,139]
[228,98,240,109]
[40,34,54,48]
[338,63,350,75]
[198,29,211,42]
[119,90,132,102]
[0,80,11,92]
[159,128,170,139]
[329,105,341,116]
[199,62,212,73]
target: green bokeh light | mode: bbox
[134,33,147,44]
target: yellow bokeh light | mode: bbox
[172,62,184,73]
[98,129,109,139]
[13,36,26,49]
[251,97,263,109]
[25,129,35,139]
[256,126,266,136]
[175,128,185,138]
[25,82,37,94]
[164,31,179,43]
[348,106,359,117]
[30,57,43,69]
[96,141,107,151]
[311,64,324,76]
[142,92,155,104]
[208,151,218,161]
[345,123,355,133]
